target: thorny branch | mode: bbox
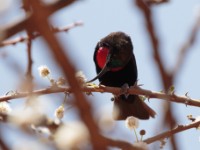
[134,0,200,149]
[0,21,83,47]
[0,0,199,149]
[1,85,200,107]
[143,120,200,144]
[173,15,200,76]
[0,0,77,42]
[27,0,106,149]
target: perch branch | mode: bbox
[1,85,200,107]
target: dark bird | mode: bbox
[88,32,156,120]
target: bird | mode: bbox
[88,32,156,120]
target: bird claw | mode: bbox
[120,83,129,98]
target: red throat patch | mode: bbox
[96,47,123,71]
[96,47,109,69]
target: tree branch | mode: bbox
[0,0,77,42]
[1,85,200,107]
[172,15,200,76]
[143,120,200,144]
[0,21,83,47]
[27,0,106,149]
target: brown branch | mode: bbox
[135,0,172,89]
[27,0,107,149]
[25,33,33,92]
[0,112,143,150]
[135,0,177,149]
[103,136,145,150]
[143,120,200,144]
[172,16,200,76]
[1,85,200,107]
[0,136,10,150]
[0,21,83,47]
[0,0,77,42]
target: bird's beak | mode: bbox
[87,53,112,83]
[86,65,109,83]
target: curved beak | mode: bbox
[87,52,112,83]
[86,65,110,83]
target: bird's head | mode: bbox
[87,32,133,83]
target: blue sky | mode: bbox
[0,0,200,149]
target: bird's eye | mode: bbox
[100,42,110,48]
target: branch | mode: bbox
[0,137,10,150]
[1,85,200,107]
[0,21,83,47]
[172,15,200,76]
[103,136,145,150]
[143,120,200,144]
[27,0,106,149]
[135,0,172,89]
[135,1,177,148]
[0,0,77,42]
[25,33,33,91]
[0,112,144,150]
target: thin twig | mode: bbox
[143,120,200,144]
[0,21,83,47]
[25,33,33,92]
[173,16,200,76]
[0,0,77,42]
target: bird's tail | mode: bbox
[112,95,156,120]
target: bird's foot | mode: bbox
[120,83,129,98]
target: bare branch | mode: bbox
[0,21,83,47]
[135,0,172,89]
[25,33,33,92]
[0,0,77,42]
[173,16,200,75]
[143,120,200,144]
[27,0,106,149]
[1,85,200,107]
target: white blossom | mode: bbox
[75,71,87,85]
[0,102,12,114]
[133,141,148,150]
[54,105,65,119]
[54,121,90,150]
[38,65,50,78]
[125,116,139,130]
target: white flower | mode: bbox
[54,105,65,119]
[38,65,50,78]
[133,141,148,150]
[54,121,90,150]
[9,107,45,126]
[125,116,139,130]
[75,71,87,85]
[0,102,12,114]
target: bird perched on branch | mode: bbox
[88,32,156,120]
